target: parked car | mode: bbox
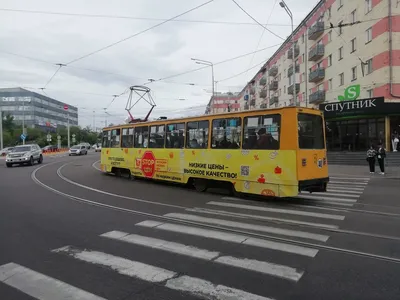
[69,145,88,156]
[5,144,43,167]
[42,145,58,152]
[0,147,14,157]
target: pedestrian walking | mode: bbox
[366,145,376,174]
[376,143,386,175]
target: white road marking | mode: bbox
[0,262,106,300]
[101,230,220,260]
[327,185,365,191]
[215,200,345,220]
[135,221,319,257]
[164,213,329,242]
[52,246,176,282]
[166,275,274,300]
[296,195,357,203]
[101,230,303,281]
[329,177,370,181]
[300,191,359,198]
[329,181,368,185]
[187,207,339,229]
[326,189,363,194]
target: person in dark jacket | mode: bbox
[366,145,376,174]
[376,143,386,175]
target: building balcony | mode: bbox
[268,66,278,77]
[288,83,300,95]
[308,21,324,40]
[259,76,267,86]
[244,103,249,110]
[259,90,267,98]
[249,87,256,95]
[260,103,268,109]
[269,96,278,106]
[308,68,325,83]
[309,90,326,104]
[288,64,300,77]
[308,44,324,61]
[250,99,256,106]
[269,81,278,91]
[287,45,300,59]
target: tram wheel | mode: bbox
[193,178,208,192]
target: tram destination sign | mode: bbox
[319,97,386,118]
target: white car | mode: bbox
[5,144,43,167]
[0,147,14,157]
[69,145,88,156]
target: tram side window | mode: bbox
[149,125,165,148]
[212,118,241,149]
[186,120,209,149]
[102,130,111,148]
[243,114,280,150]
[298,113,325,149]
[121,128,134,148]
[134,126,149,148]
[110,129,121,148]
[166,123,185,148]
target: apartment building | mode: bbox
[205,92,241,114]
[0,87,78,132]
[206,0,400,151]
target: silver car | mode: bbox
[69,145,88,156]
[5,144,43,168]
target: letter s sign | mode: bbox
[344,84,360,101]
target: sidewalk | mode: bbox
[328,164,400,179]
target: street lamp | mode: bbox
[279,1,297,106]
[191,58,215,98]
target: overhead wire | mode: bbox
[230,0,285,40]
[65,0,214,65]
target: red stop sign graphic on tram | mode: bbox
[141,151,156,178]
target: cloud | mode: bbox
[0,0,319,128]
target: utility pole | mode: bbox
[0,107,3,150]
[22,99,25,145]
[93,110,95,131]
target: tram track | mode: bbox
[31,161,400,265]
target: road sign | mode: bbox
[20,134,26,141]
[141,151,156,178]
[72,137,76,143]
[72,134,76,138]
[57,135,61,140]
[64,104,68,111]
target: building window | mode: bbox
[302,53,305,61]
[243,114,280,150]
[351,66,357,81]
[211,118,241,149]
[301,34,304,43]
[365,0,372,14]
[327,7,331,18]
[351,9,357,23]
[328,31,332,42]
[302,92,305,101]
[328,78,333,90]
[302,72,305,82]
[351,38,357,52]
[338,0,343,9]
[121,128,134,148]
[367,89,373,98]
[366,27,372,43]
[186,120,209,148]
[134,126,149,148]
[284,69,286,77]
[339,47,343,60]
[339,73,344,86]
[289,76,293,85]
[365,58,373,74]
[328,54,332,66]
[338,21,343,35]
[149,125,165,148]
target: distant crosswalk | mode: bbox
[0,175,369,299]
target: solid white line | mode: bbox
[164,213,329,242]
[135,221,319,257]
[52,246,176,283]
[329,177,370,181]
[215,200,345,220]
[166,275,274,300]
[100,230,220,260]
[300,191,359,198]
[0,262,106,300]
[296,195,357,203]
[329,181,368,185]
[187,207,339,229]
[327,189,363,194]
[215,256,303,281]
[101,230,303,281]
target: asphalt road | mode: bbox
[1,152,400,300]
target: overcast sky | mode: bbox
[0,0,319,128]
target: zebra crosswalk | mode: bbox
[0,175,370,299]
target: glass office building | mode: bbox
[0,87,78,131]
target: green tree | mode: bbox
[2,114,16,135]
